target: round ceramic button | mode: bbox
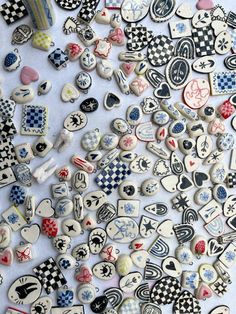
[213,184,228,203]
[199,264,218,284]
[194,188,212,205]
[57,254,76,269]
[38,80,52,95]
[210,162,227,184]
[126,105,143,126]
[119,134,138,151]
[175,245,193,264]
[141,178,159,196]
[118,180,138,199]
[116,254,133,276]
[169,120,186,137]
[55,198,73,217]
[81,129,101,151]
[92,261,116,280]
[100,133,119,150]
[153,110,170,125]
[77,284,96,304]
[62,218,81,237]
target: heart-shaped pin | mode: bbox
[154,82,171,99]
[63,17,80,35]
[196,282,213,300]
[176,3,193,18]
[82,214,96,230]
[177,174,194,191]
[36,198,55,217]
[61,83,80,103]
[208,239,224,256]
[131,250,149,268]
[20,66,39,85]
[95,8,110,24]
[0,247,14,266]
[120,62,135,76]
[108,27,125,46]
[75,265,93,283]
[193,171,209,187]
[104,92,121,110]
[196,0,214,10]
[20,224,41,244]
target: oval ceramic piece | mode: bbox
[131,250,149,268]
[119,134,138,151]
[194,188,212,205]
[4,49,21,71]
[192,56,216,74]
[90,295,109,313]
[217,133,234,151]
[80,49,97,71]
[81,129,101,151]
[61,83,80,102]
[31,296,52,314]
[150,276,181,305]
[38,80,52,96]
[165,57,191,90]
[157,219,174,238]
[20,66,39,85]
[11,85,34,104]
[97,60,113,80]
[192,10,211,28]
[209,306,230,314]
[215,31,232,54]
[71,156,95,174]
[168,120,186,137]
[141,178,159,196]
[11,24,33,45]
[77,283,96,304]
[187,121,205,137]
[198,104,216,122]
[196,135,213,159]
[204,149,224,165]
[213,184,228,203]
[89,228,107,254]
[8,275,42,304]
[62,219,81,237]
[119,272,142,293]
[150,0,175,22]
[199,264,218,284]
[75,71,92,92]
[130,155,152,173]
[152,110,170,125]
[113,69,130,94]
[136,122,155,142]
[63,110,87,132]
[55,198,73,217]
[72,170,89,193]
[175,245,193,265]
[100,133,119,150]
[106,217,139,243]
[160,175,178,193]
[142,303,162,314]
[120,151,137,163]
[20,224,40,244]
[36,198,55,217]
[210,162,227,184]
[161,256,182,277]
[225,54,236,70]
[0,224,11,248]
[72,243,90,261]
[57,253,76,270]
[135,60,148,75]
[83,191,107,211]
[87,150,103,162]
[119,298,140,314]
[126,105,143,126]
[178,138,195,155]
[223,195,236,217]
[191,235,208,257]
[121,0,149,22]
[80,98,99,113]
[165,137,178,151]
[110,119,130,136]
[92,261,116,281]
[116,254,133,276]
[118,180,138,200]
[184,78,210,109]
[156,126,168,141]
[52,235,71,253]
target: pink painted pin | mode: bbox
[120,62,135,76]
[20,66,39,85]
[0,247,14,266]
[196,0,214,10]
[184,78,210,109]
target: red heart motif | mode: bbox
[76,266,92,283]
[86,221,91,225]
[190,161,195,166]
[20,66,39,85]
[0,247,13,266]
[168,139,176,147]
[102,12,106,16]
[121,62,135,76]
[203,289,210,297]
[135,243,142,249]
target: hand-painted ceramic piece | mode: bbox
[165,57,191,90]
[106,217,138,243]
[181,271,199,289]
[77,284,96,304]
[57,254,76,270]
[4,49,21,71]
[121,0,150,22]
[11,85,34,104]
[184,78,210,109]
[215,31,232,55]
[31,296,52,314]
[150,0,176,22]
[130,155,152,173]
[150,276,181,305]
[61,83,80,102]
[161,256,182,277]
[81,129,101,151]
[119,272,142,293]
[20,223,40,244]
[175,245,193,264]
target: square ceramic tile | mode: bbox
[2,205,27,231]
[0,138,18,170]
[21,104,48,136]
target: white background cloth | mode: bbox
[0,0,236,313]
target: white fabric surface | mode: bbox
[0,0,236,313]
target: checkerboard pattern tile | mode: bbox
[21,105,48,136]
[151,276,181,305]
[77,0,99,23]
[0,118,17,139]
[48,48,69,70]
[0,98,16,119]
[0,138,18,170]
[55,0,81,10]
[147,35,174,66]
[95,158,131,195]
[33,257,67,294]
[0,0,27,25]
[226,172,236,188]
[192,26,215,57]
[126,24,153,51]
[210,71,236,95]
